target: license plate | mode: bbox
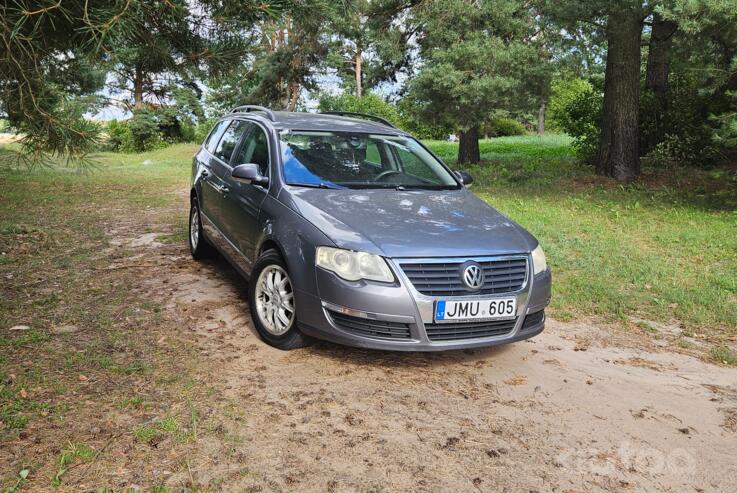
[434,298,517,322]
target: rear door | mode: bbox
[207,119,250,235]
[198,120,230,227]
[222,121,271,264]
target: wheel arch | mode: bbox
[257,238,284,259]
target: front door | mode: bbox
[222,122,271,266]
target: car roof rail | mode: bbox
[230,105,276,122]
[319,111,396,129]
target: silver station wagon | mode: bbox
[189,106,551,351]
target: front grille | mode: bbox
[399,258,527,297]
[424,318,517,342]
[329,311,411,340]
[521,310,545,330]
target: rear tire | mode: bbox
[249,249,311,350]
[189,199,214,260]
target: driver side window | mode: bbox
[235,123,270,176]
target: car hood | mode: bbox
[281,188,537,258]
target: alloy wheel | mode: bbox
[190,205,199,250]
[254,265,295,336]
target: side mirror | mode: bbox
[455,170,474,186]
[232,163,269,186]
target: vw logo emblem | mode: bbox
[462,263,484,289]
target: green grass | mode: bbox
[1,137,735,340]
[133,424,161,444]
[52,442,96,487]
[425,135,737,334]
[711,346,737,365]
[118,395,145,409]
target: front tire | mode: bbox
[189,199,214,260]
[249,249,311,350]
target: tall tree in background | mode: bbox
[407,0,537,164]
[547,1,649,180]
[105,1,224,109]
[330,0,373,97]
[208,1,334,111]
[659,0,737,150]
[596,1,646,180]
[327,0,414,97]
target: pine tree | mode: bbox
[406,0,538,164]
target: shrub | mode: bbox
[127,109,163,152]
[194,118,217,144]
[482,116,526,137]
[641,74,718,166]
[548,78,602,163]
[106,119,133,152]
[318,92,402,127]
[318,91,457,140]
[396,96,455,140]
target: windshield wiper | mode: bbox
[288,182,338,189]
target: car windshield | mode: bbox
[280,131,460,190]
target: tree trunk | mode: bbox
[458,126,480,165]
[133,65,144,108]
[645,12,677,148]
[596,5,644,180]
[355,48,362,98]
[645,13,677,95]
[537,99,546,134]
[287,81,300,111]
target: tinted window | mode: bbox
[204,120,229,153]
[214,120,248,163]
[235,124,270,176]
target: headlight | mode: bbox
[316,246,394,282]
[531,244,547,275]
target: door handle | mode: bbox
[201,168,210,178]
[208,182,229,195]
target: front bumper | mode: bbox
[295,256,552,352]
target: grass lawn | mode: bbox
[1,134,736,487]
[426,135,737,341]
[1,135,736,344]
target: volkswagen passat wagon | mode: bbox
[189,106,551,350]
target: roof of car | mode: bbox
[232,110,408,135]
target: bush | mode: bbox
[127,109,163,152]
[106,119,132,152]
[641,74,718,166]
[194,118,217,144]
[482,117,526,137]
[318,91,456,140]
[548,78,602,163]
[106,107,206,152]
[396,96,455,140]
[318,92,402,127]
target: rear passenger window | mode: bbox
[214,120,248,163]
[204,120,229,153]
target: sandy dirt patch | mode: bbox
[129,233,737,492]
